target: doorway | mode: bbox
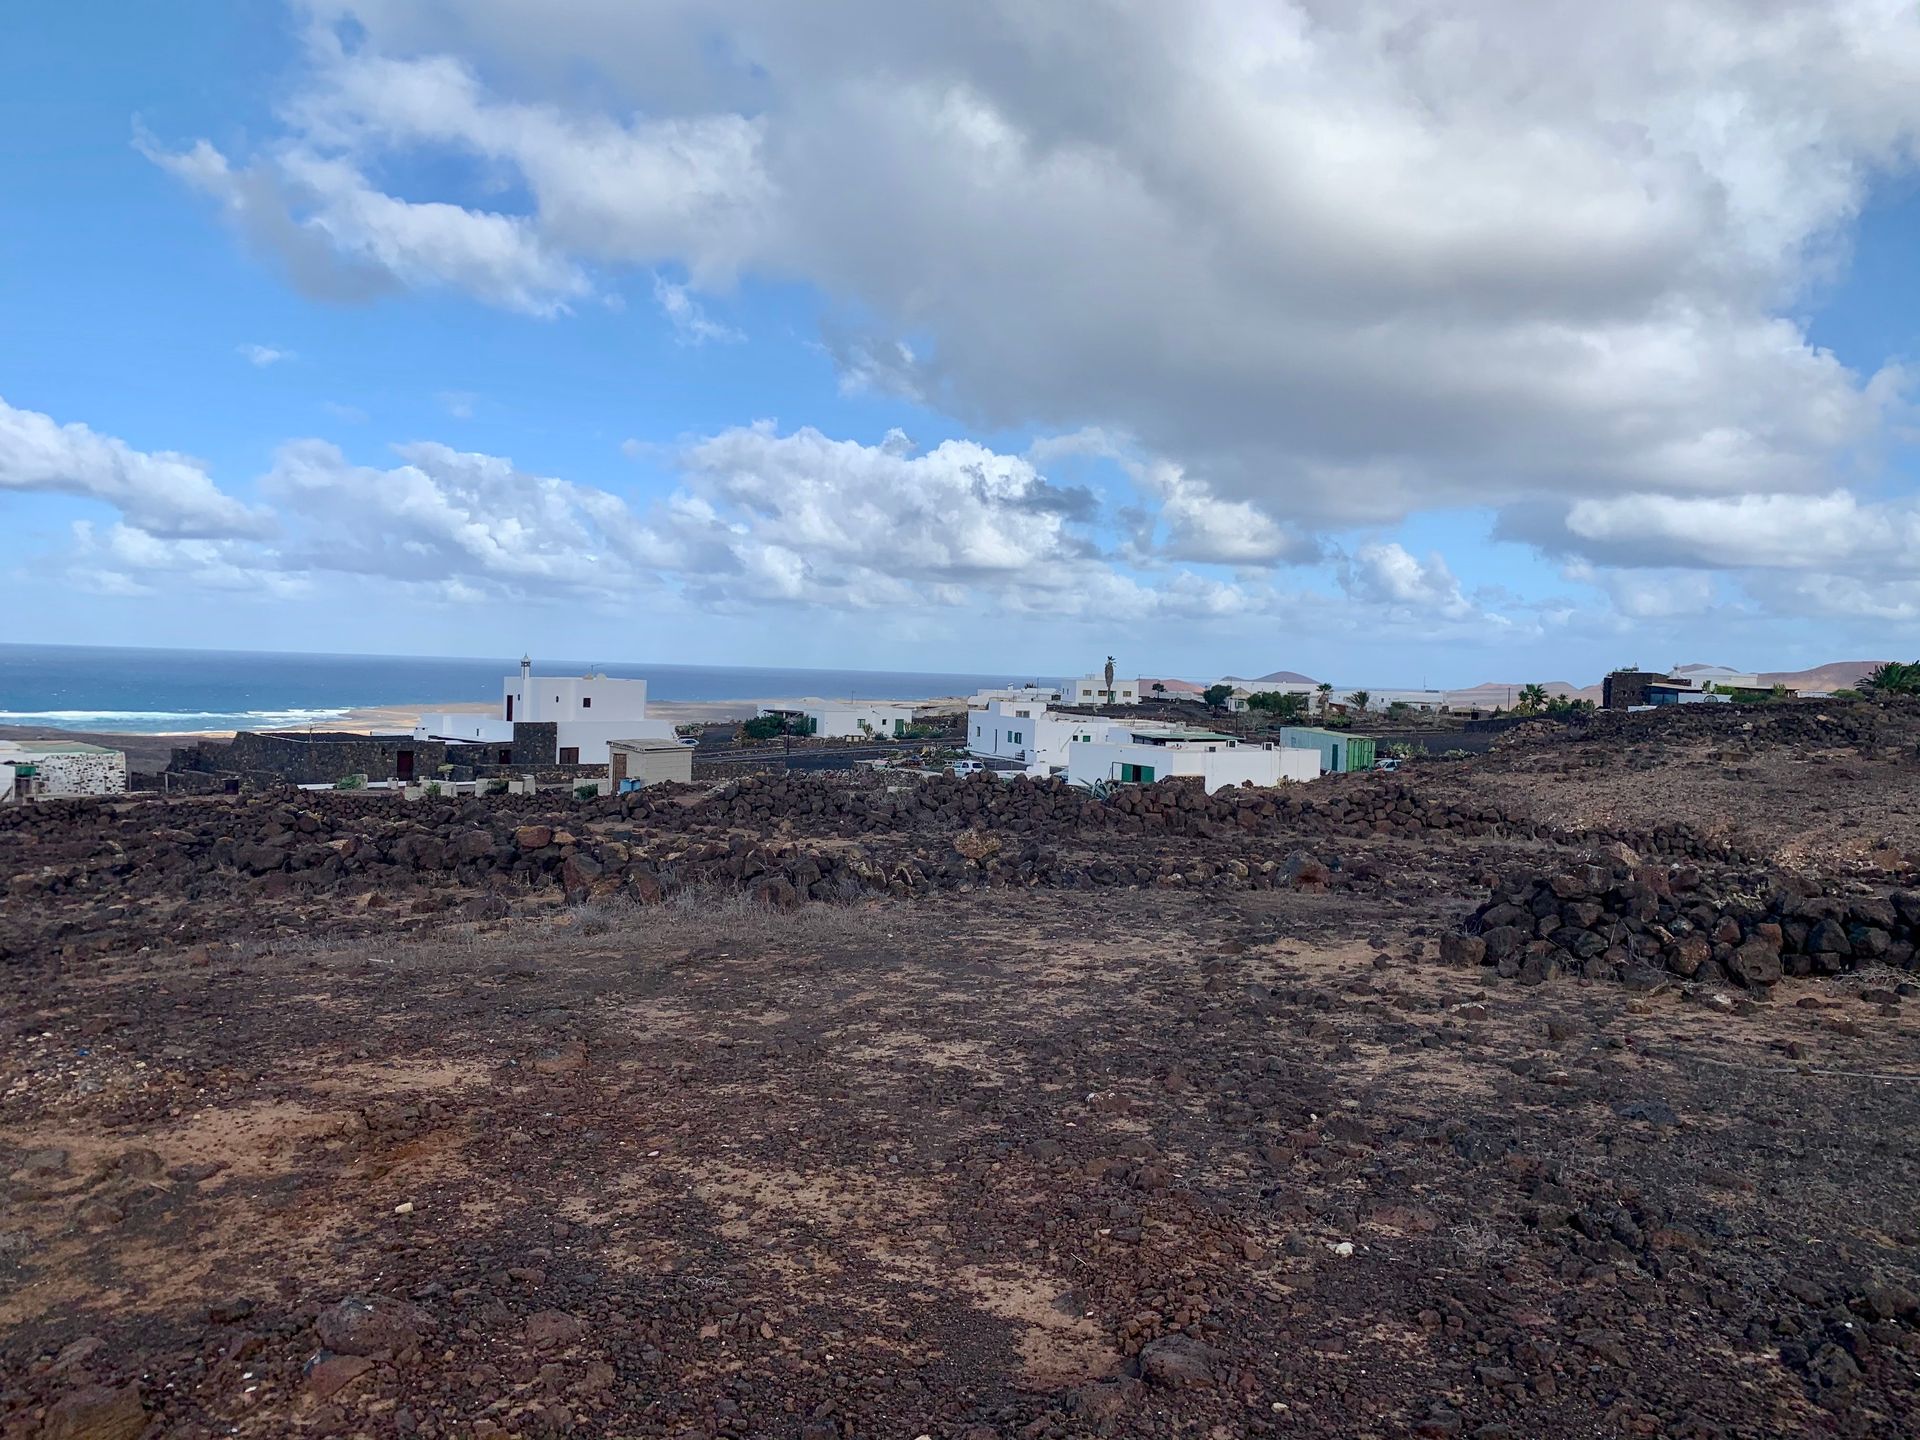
[396,750,415,780]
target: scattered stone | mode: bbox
[38,1383,145,1440]
[313,1295,427,1360]
[1138,1335,1218,1389]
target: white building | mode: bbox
[759,699,925,739]
[0,741,128,802]
[1065,727,1318,792]
[413,712,514,744]
[968,683,1065,708]
[1063,674,1142,706]
[969,701,1132,769]
[417,657,675,765]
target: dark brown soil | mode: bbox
[4,701,1919,1439]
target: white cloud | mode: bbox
[68,519,307,598]
[652,275,742,345]
[438,391,476,420]
[0,395,272,538]
[1561,491,1920,573]
[145,2,1920,550]
[139,127,588,315]
[28,406,1280,623]
[239,343,292,366]
[1339,541,1503,626]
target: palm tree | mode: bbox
[1315,682,1333,718]
[1345,690,1371,713]
[1517,682,1548,714]
[1865,661,1920,697]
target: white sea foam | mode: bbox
[0,708,352,727]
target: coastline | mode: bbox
[0,693,969,768]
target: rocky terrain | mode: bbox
[3,699,1918,1438]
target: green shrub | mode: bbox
[740,714,786,740]
[574,783,600,800]
[333,774,364,790]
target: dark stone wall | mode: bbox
[1602,672,1675,710]
[169,732,449,785]
[510,723,558,765]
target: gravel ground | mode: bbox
[4,876,1917,1439]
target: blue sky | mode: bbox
[4,2,1919,685]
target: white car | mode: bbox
[950,760,985,776]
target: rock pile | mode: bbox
[0,787,1374,963]
[625,772,1746,861]
[1447,860,1920,990]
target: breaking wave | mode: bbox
[0,708,352,732]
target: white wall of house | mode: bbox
[761,701,922,739]
[968,702,1128,767]
[0,744,128,799]
[969,685,1064,707]
[414,713,515,743]
[504,671,652,725]
[1066,740,1317,792]
[1063,674,1142,705]
[551,719,675,765]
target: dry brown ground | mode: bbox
[1436,730,1920,876]
[3,883,1916,1440]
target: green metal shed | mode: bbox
[1278,727,1376,773]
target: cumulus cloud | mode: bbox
[239,343,292,366]
[138,127,588,315]
[26,406,1286,624]
[1560,491,1920,573]
[1339,541,1502,626]
[69,519,308,598]
[0,395,272,538]
[145,2,1920,551]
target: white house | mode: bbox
[413,712,514,744]
[969,701,1133,769]
[0,741,128,802]
[968,683,1065,708]
[1065,728,1318,792]
[415,657,675,765]
[759,699,924,739]
[1063,673,1142,705]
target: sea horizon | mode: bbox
[0,642,1046,735]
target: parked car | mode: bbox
[1375,757,1401,772]
[950,760,985,776]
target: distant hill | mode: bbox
[1225,670,1317,684]
[1758,660,1886,692]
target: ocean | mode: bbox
[0,644,1035,734]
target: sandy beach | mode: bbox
[327,697,776,730]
